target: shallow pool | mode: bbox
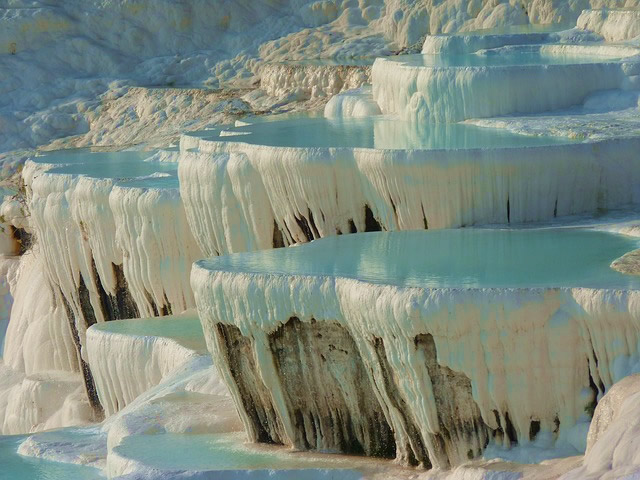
[205,115,573,150]
[90,313,206,352]
[33,149,178,184]
[385,47,625,68]
[201,228,640,290]
[114,431,369,476]
[450,23,570,36]
[0,434,103,480]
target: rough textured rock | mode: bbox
[268,318,395,457]
[611,249,640,276]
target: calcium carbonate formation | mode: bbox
[259,62,372,100]
[3,2,640,478]
[2,151,201,419]
[180,134,640,254]
[373,44,639,123]
[190,230,640,469]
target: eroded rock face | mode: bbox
[269,318,395,458]
[193,252,640,470]
[214,323,286,444]
[259,64,371,101]
[611,249,640,276]
[366,333,492,468]
[213,319,395,457]
[17,160,203,416]
[414,334,490,465]
[208,316,493,468]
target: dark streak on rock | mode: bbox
[372,336,427,467]
[109,263,140,319]
[416,333,490,467]
[272,220,285,248]
[504,411,517,444]
[529,420,541,441]
[586,368,599,417]
[364,204,382,232]
[93,261,140,322]
[77,274,98,328]
[9,226,32,255]
[389,197,398,224]
[421,204,429,230]
[59,290,104,419]
[215,323,286,444]
[294,212,315,242]
[307,210,321,239]
[144,289,160,317]
[269,318,395,458]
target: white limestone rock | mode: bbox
[561,374,640,479]
[324,87,382,117]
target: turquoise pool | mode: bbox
[385,47,626,68]
[113,431,369,476]
[33,149,177,184]
[0,434,102,480]
[204,115,573,150]
[200,228,640,290]
[90,313,206,352]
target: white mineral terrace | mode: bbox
[421,23,574,55]
[0,148,202,434]
[86,312,208,416]
[373,44,640,123]
[24,148,200,330]
[3,3,640,479]
[192,228,640,469]
[577,8,640,42]
[180,115,640,258]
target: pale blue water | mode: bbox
[90,314,206,351]
[0,434,103,480]
[452,23,570,36]
[208,115,572,149]
[386,48,624,67]
[33,149,177,183]
[0,186,17,198]
[114,432,364,476]
[282,58,374,66]
[33,149,150,166]
[47,161,176,182]
[115,174,179,189]
[201,229,640,290]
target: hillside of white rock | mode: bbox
[3,1,640,479]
